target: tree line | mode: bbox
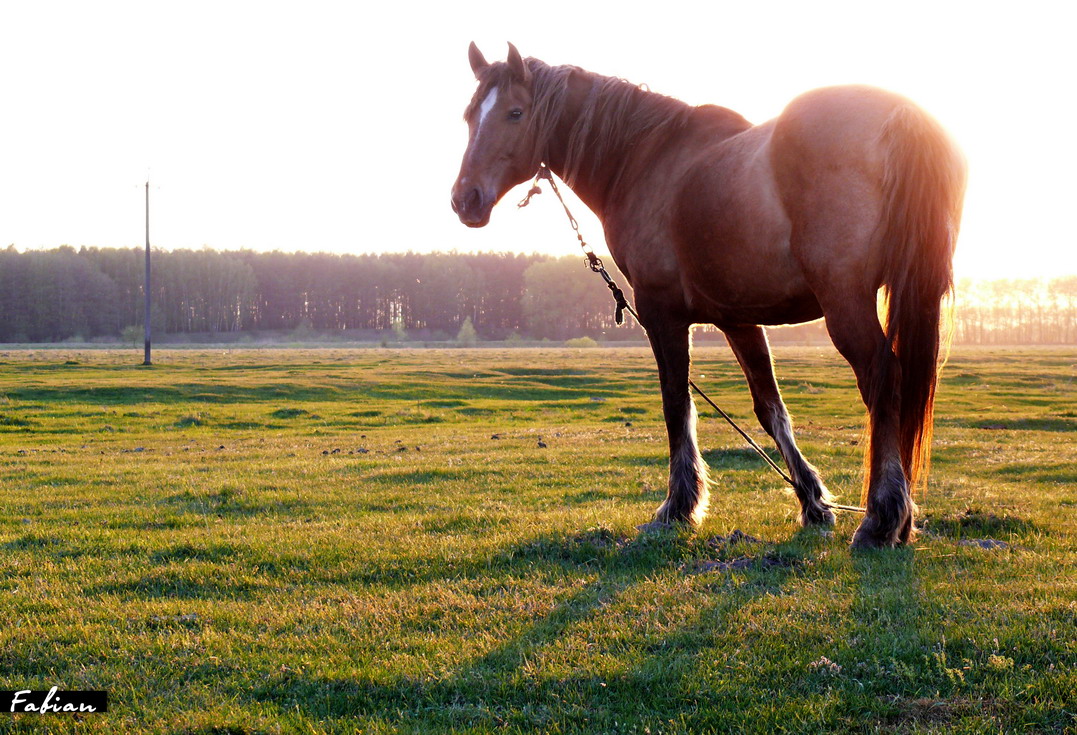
[951,277,1077,345]
[0,245,642,343]
[0,245,1073,344]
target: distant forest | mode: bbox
[0,245,1074,345]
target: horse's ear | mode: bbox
[506,42,530,83]
[468,42,489,79]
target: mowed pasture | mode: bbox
[0,346,1073,733]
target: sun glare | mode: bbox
[0,2,1073,283]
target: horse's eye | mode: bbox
[508,109,523,121]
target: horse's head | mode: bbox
[451,42,540,228]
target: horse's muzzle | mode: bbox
[451,185,492,228]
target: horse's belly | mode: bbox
[685,279,823,327]
[669,125,819,326]
[675,194,816,324]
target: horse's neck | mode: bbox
[539,71,753,221]
[540,74,601,211]
[542,72,683,217]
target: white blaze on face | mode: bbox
[463,86,500,181]
[478,86,499,128]
[469,86,499,155]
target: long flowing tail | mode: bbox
[878,105,967,491]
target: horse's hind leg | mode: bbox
[639,307,709,528]
[724,325,835,526]
[823,296,914,548]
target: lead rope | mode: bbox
[518,164,866,515]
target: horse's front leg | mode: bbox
[638,306,709,528]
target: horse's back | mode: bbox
[620,84,958,323]
[668,87,908,263]
[772,85,912,165]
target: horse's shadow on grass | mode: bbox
[241,526,825,732]
[821,545,927,726]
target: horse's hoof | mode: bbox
[850,519,904,549]
[850,532,891,550]
[801,506,836,527]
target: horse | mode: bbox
[450,43,966,547]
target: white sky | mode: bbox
[1,0,1074,280]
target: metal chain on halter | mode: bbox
[519,164,631,325]
[519,163,866,514]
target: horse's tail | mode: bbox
[877,104,967,492]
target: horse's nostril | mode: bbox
[451,187,483,217]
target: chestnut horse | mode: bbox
[450,43,965,547]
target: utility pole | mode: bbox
[143,181,152,366]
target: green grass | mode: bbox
[0,346,1073,733]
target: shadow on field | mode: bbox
[85,568,269,601]
[702,447,787,471]
[939,416,1076,433]
[2,381,349,406]
[848,547,918,632]
[621,447,786,470]
[245,527,816,732]
[6,371,635,408]
[820,547,941,726]
[920,508,1040,539]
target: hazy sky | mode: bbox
[1,0,1073,280]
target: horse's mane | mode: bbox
[466,58,700,190]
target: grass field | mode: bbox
[0,346,1073,733]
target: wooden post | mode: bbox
[143,181,152,366]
